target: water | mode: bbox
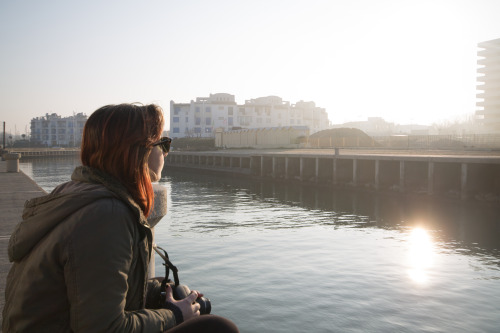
[20,158,500,333]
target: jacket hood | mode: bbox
[8,166,148,262]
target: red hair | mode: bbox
[80,104,164,216]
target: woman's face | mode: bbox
[148,146,167,182]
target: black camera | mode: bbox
[168,282,211,315]
[154,245,212,315]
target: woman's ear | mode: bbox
[149,168,160,182]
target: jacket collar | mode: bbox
[71,166,148,225]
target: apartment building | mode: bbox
[476,37,500,132]
[169,93,330,138]
[30,113,87,147]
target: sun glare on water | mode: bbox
[407,227,435,284]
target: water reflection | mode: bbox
[407,228,434,284]
[20,156,81,193]
[162,168,500,259]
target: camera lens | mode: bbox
[196,297,211,315]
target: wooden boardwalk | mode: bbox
[0,160,46,329]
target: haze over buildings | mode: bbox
[1,1,500,135]
[170,94,330,138]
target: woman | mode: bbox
[2,104,238,332]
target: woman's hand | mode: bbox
[164,285,201,322]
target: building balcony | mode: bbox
[476,108,500,116]
[477,65,500,74]
[477,91,500,98]
[477,100,500,107]
[477,49,500,57]
[477,76,500,84]
[477,58,500,66]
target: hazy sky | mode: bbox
[1,0,499,134]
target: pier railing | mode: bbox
[4,148,80,158]
[305,134,500,150]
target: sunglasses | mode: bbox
[152,137,172,153]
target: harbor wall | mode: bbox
[165,149,500,202]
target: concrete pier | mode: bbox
[0,160,47,328]
[166,148,500,202]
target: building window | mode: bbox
[205,118,211,125]
[173,127,180,133]
[174,106,181,115]
[257,118,262,124]
[194,127,201,133]
[228,107,233,115]
[228,117,233,126]
[218,106,224,111]
[195,107,200,113]
[205,127,212,133]
[173,117,180,123]
[205,107,211,113]
[238,116,252,126]
[195,117,201,125]
[185,117,189,122]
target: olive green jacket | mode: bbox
[2,166,175,332]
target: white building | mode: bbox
[169,93,330,138]
[30,113,87,147]
[476,37,500,132]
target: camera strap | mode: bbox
[153,244,180,290]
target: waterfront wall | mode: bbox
[166,150,500,202]
[4,148,80,158]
